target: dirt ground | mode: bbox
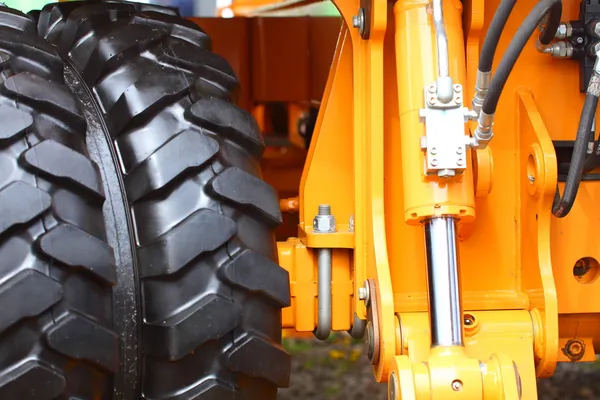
[278,334,600,400]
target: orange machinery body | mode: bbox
[194,0,600,397]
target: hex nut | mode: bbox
[313,214,336,233]
[558,24,568,38]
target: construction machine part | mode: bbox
[37,1,292,398]
[0,6,117,399]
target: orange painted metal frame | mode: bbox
[278,0,600,397]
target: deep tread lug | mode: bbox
[81,24,164,84]
[0,105,32,140]
[0,30,64,80]
[0,269,63,333]
[39,224,117,284]
[46,314,119,372]
[0,360,66,400]
[219,250,291,307]
[132,12,210,48]
[0,181,51,236]
[226,336,291,388]
[1,72,84,126]
[188,97,264,157]
[138,209,236,277]
[56,2,136,55]
[23,140,104,198]
[125,129,218,203]
[107,68,195,136]
[0,7,36,34]
[144,294,242,361]
[208,167,282,227]
[163,42,237,97]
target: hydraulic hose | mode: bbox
[478,0,517,73]
[472,0,516,116]
[474,0,561,147]
[482,0,562,115]
[553,89,600,217]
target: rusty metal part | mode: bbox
[562,338,586,362]
[280,196,299,212]
[366,278,381,365]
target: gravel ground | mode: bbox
[278,334,600,400]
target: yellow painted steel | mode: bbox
[395,0,475,225]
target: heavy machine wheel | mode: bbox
[34,1,292,399]
[0,6,117,399]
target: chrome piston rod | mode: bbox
[424,217,463,347]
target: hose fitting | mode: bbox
[472,70,491,115]
[539,40,573,58]
[474,111,494,149]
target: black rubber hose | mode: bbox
[539,3,562,45]
[552,93,599,217]
[482,0,562,115]
[478,0,517,73]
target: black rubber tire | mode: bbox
[38,1,292,399]
[0,6,118,400]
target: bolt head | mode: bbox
[352,15,360,28]
[577,36,584,44]
[456,146,464,154]
[457,158,464,166]
[313,214,336,233]
[453,84,462,92]
[430,158,438,167]
[594,21,600,37]
[430,147,437,155]
[557,24,568,39]
[428,85,436,94]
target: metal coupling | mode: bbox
[535,38,550,53]
[555,22,573,40]
[542,41,574,59]
[472,70,491,115]
[473,111,494,149]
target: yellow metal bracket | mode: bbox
[516,89,559,377]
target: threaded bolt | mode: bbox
[318,204,331,215]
